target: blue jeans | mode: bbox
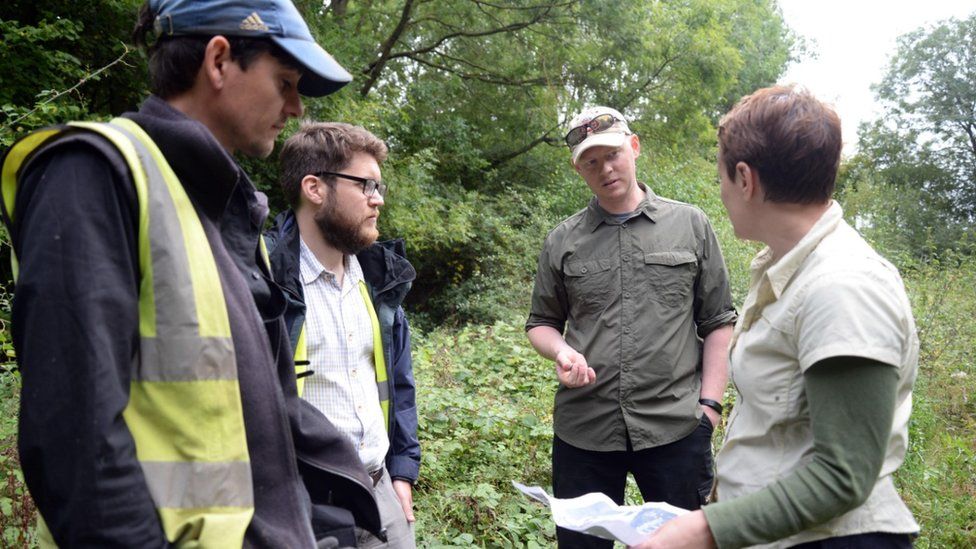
[551,416,715,548]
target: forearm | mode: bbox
[704,357,899,548]
[526,325,569,361]
[700,325,731,402]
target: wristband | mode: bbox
[699,398,723,415]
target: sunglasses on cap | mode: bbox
[564,113,624,148]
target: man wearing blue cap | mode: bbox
[1,1,382,547]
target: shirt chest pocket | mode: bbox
[642,251,698,307]
[564,258,615,315]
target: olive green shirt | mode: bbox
[527,185,737,451]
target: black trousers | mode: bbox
[551,416,715,548]
[790,532,914,548]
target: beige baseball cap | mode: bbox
[566,106,632,164]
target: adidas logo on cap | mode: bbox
[240,11,269,31]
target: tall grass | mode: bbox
[408,255,976,546]
[894,255,976,547]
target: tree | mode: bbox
[291,0,795,322]
[841,12,976,259]
[0,1,144,146]
[0,0,796,323]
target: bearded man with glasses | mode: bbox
[526,106,738,548]
[266,122,419,549]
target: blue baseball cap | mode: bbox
[150,0,352,97]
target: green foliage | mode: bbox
[0,277,33,545]
[407,251,976,546]
[413,321,556,546]
[0,17,88,146]
[0,0,796,544]
[874,12,976,198]
[842,12,976,259]
[0,1,145,146]
[0,378,35,547]
[893,254,976,548]
[838,151,974,260]
[287,0,794,322]
[0,0,797,323]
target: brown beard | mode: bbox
[313,190,378,255]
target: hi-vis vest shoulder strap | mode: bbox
[2,119,254,547]
[288,282,390,430]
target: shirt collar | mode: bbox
[299,238,365,288]
[754,200,844,299]
[583,182,659,232]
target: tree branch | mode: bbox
[406,52,547,86]
[488,124,563,169]
[360,0,418,97]
[487,52,679,168]
[359,0,569,96]
[1,43,132,133]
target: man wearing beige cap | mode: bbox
[526,106,738,548]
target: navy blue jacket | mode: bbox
[266,210,421,483]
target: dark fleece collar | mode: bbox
[123,95,242,220]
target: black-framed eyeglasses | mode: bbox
[315,171,387,198]
[564,113,623,148]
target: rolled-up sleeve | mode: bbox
[693,217,738,338]
[526,234,568,333]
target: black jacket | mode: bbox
[8,97,380,547]
[265,210,420,483]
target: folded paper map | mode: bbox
[512,481,687,545]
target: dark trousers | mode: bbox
[790,532,914,548]
[551,416,715,548]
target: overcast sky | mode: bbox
[776,0,975,154]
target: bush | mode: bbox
[412,321,556,546]
[893,255,976,548]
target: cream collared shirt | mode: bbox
[716,202,919,546]
[299,238,389,473]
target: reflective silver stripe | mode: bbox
[110,123,198,339]
[376,379,390,402]
[139,336,236,381]
[111,123,234,383]
[141,461,254,508]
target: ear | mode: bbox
[201,36,233,91]
[735,161,761,201]
[300,174,327,206]
[629,134,641,158]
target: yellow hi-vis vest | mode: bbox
[290,283,390,430]
[2,119,254,547]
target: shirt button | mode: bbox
[359,442,365,449]
[622,255,630,262]
[347,332,354,342]
[251,271,260,279]
[351,369,357,377]
[581,267,588,274]
[624,327,631,333]
[622,223,628,228]
[624,292,631,298]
